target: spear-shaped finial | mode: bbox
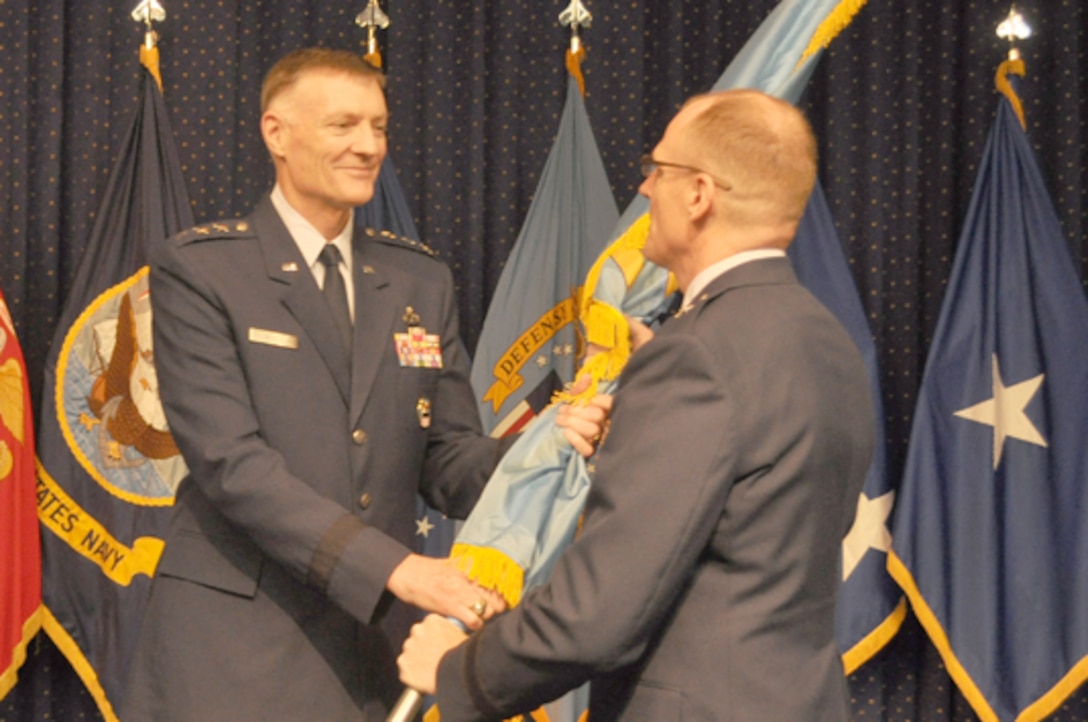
[356,0,391,69]
[558,0,592,54]
[996,5,1032,61]
[559,0,593,96]
[995,5,1032,129]
[131,0,166,89]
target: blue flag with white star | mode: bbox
[789,183,903,672]
[888,65,1088,721]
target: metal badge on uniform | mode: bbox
[281,262,299,272]
[394,306,443,368]
[416,397,432,428]
[248,327,299,349]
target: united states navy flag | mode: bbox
[888,60,1088,721]
[35,59,193,721]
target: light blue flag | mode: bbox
[470,71,618,437]
[442,57,620,722]
[888,64,1088,721]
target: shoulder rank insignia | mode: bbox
[175,219,252,245]
[363,227,438,257]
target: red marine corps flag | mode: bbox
[0,288,42,702]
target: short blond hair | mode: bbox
[682,90,817,226]
[261,48,385,113]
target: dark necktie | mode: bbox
[318,244,352,349]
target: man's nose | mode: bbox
[350,125,382,155]
[638,174,653,199]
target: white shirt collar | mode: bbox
[682,248,786,308]
[270,185,354,276]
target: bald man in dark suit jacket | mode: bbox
[398,89,874,721]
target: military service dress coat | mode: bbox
[122,197,507,721]
[433,257,875,722]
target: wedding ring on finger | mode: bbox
[470,598,488,619]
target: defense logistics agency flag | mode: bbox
[0,289,41,701]
[470,63,618,437]
[36,64,193,720]
[888,63,1088,721]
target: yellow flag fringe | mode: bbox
[449,543,525,608]
[796,0,868,69]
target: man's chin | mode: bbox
[342,183,377,208]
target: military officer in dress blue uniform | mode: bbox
[398,89,875,722]
[122,48,606,722]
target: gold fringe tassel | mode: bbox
[796,0,869,70]
[554,214,652,405]
[449,543,525,608]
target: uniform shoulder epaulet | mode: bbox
[362,227,438,258]
[173,219,254,246]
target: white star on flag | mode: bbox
[841,490,895,581]
[415,515,435,538]
[954,354,1048,469]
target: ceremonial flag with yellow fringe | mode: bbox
[35,56,194,720]
[454,0,887,700]
[888,61,1088,722]
[0,288,41,702]
[438,49,625,722]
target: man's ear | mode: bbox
[262,111,287,159]
[687,175,715,222]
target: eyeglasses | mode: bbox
[639,154,731,191]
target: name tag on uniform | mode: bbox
[248,327,299,349]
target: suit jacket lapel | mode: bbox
[251,197,351,405]
[349,233,396,425]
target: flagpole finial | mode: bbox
[559,0,592,55]
[131,0,166,90]
[356,0,391,69]
[131,0,165,50]
[996,5,1032,61]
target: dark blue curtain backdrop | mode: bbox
[2,1,1086,720]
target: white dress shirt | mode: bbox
[271,185,355,321]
